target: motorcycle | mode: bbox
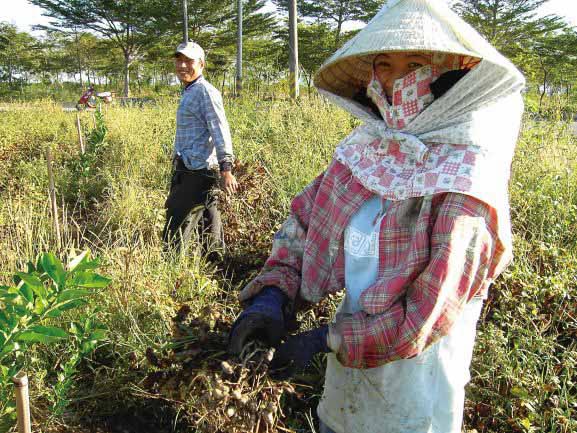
[76,85,113,110]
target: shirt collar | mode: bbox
[184,75,203,92]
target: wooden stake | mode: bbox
[12,372,32,433]
[46,147,61,249]
[76,112,85,155]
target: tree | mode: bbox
[155,0,277,65]
[274,22,336,91]
[137,0,278,95]
[272,0,383,47]
[29,0,173,97]
[520,28,577,113]
[452,0,565,59]
[0,23,39,86]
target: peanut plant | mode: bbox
[0,251,110,428]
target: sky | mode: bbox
[1,0,576,34]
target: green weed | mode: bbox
[0,97,575,432]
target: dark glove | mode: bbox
[269,325,330,379]
[228,286,289,355]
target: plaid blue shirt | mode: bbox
[174,76,234,171]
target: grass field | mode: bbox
[0,96,575,432]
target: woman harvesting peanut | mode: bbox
[229,0,525,431]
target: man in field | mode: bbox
[163,41,238,258]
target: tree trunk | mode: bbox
[489,0,499,43]
[137,69,142,94]
[303,70,312,97]
[75,30,83,88]
[539,69,548,115]
[335,15,344,48]
[123,50,132,98]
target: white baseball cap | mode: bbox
[175,41,205,62]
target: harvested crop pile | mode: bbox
[220,160,284,263]
[143,305,308,433]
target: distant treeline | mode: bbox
[1,0,576,107]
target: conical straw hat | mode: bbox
[314,0,521,98]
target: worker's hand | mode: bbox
[221,171,239,195]
[269,325,330,379]
[228,286,288,356]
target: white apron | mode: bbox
[318,298,483,433]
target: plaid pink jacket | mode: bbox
[239,159,512,369]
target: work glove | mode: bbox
[228,286,289,356]
[269,325,330,379]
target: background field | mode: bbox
[0,95,576,432]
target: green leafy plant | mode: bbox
[67,109,109,206]
[0,251,110,423]
[50,312,108,417]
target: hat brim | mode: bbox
[315,50,480,98]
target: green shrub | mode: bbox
[0,251,110,428]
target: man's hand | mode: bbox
[221,171,239,195]
[269,325,331,379]
[228,287,288,356]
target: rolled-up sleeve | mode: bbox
[201,87,234,169]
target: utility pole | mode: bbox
[236,0,243,97]
[289,0,299,99]
[182,0,189,43]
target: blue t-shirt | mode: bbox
[343,195,390,314]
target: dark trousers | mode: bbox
[162,159,224,256]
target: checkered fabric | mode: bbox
[174,76,234,170]
[331,64,520,258]
[374,65,440,130]
[239,159,511,369]
[337,66,492,202]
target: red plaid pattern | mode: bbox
[402,100,419,116]
[393,90,403,106]
[403,73,417,87]
[442,162,460,175]
[425,172,439,187]
[463,150,477,165]
[381,66,440,131]
[240,160,511,369]
[417,78,432,97]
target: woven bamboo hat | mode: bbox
[314,0,520,98]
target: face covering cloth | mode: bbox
[314,0,526,256]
